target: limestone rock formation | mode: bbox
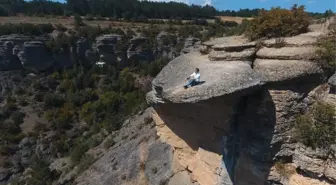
[149,52,264,103]
[256,46,318,60]
[254,59,323,83]
[94,34,120,64]
[0,34,32,44]
[208,48,256,61]
[0,35,33,70]
[181,37,201,54]
[262,34,319,47]
[18,41,54,71]
[127,37,153,61]
[328,73,336,90]
[0,41,22,70]
[0,34,202,72]
[144,30,335,185]
[75,108,199,185]
[75,38,90,61]
[203,36,250,48]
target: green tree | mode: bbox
[246,5,310,40]
[295,102,336,149]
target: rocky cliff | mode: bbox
[143,26,336,185]
[76,27,336,185]
[28,23,333,185]
[0,34,197,72]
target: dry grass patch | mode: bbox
[216,16,253,24]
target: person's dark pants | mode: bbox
[184,79,197,88]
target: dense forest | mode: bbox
[0,0,331,19]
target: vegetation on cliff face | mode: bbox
[0,62,151,184]
[295,101,336,149]
[315,19,336,69]
[246,5,311,40]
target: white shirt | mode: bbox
[190,72,200,82]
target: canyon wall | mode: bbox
[146,29,335,185]
[73,23,335,185]
[0,34,199,72]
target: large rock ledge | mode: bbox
[254,59,323,83]
[257,46,318,60]
[148,52,264,103]
[208,48,256,61]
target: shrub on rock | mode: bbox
[295,101,336,149]
[246,5,310,40]
[315,18,336,68]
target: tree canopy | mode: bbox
[0,0,322,19]
[0,0,329,20]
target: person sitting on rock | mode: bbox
[184,68,200,89]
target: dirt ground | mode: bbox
[216,16,253,24]
[0,15,249,28]
[0,16,156,28]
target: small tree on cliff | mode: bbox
[315,17,336,69]
[246,4,311,40]
[295,101,336,149]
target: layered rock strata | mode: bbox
[145,30,335,185]
[0,33,194,72]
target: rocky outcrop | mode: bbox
[149,52,264,103]
[144,29,335,185]
[75,108,199,185]
[127,37,153,62]
[254,59,323,83]
[18,41,54,71]
[94,34,120,64]
[0,34,199,72]
[0,41,22,70]
[208,48,256,61]
[328,73,336,91]
[203,36,250,48]
[76,38,90,61]
[0,35,32,71]
[256,46,318,60]
[181,37,201,54]
[262,34,319,47]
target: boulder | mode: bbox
[127,37,152,61]
[181,37,201,54]
[74,108,184,185]
[212,42,256,51]
[18,41,53,71]
[12,45,23,55]
[293,144,336,182]
[95,35,121,64]
[203,36,250,48]
[257,46,318,60]
[75,38,90,61]
[254,59,323,83]
[149,52,264,103]
[328,73,336,89]
[0,41,22,70]
[208,48,256,61]
[262,34,319,47]
[0,35,38,71]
